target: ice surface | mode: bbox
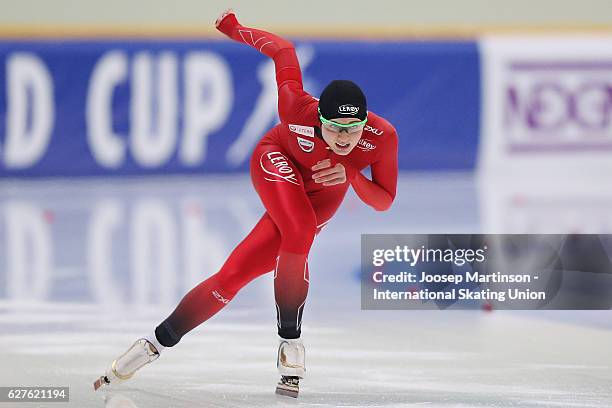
[0,173,610,407]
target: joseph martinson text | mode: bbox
[371,271,546,302]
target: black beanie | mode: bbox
[318,80,367,121]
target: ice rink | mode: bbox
[1,173,611,407]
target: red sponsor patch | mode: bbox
[259,151,300,185]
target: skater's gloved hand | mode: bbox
[215,9,238,34]
[311,159,347,186]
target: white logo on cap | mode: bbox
[338,104,359,115]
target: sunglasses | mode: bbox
[318,108,368,134]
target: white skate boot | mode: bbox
[275,338,305,398]
[93,339,160,391]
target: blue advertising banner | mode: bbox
[0,39,479,177]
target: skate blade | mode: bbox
[275,383,299,398]
[93,376,108,391]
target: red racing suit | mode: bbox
[154,13,398,345]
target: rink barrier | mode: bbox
[478,35,612,179]
[1,35,611,178]
[0,39,480,176]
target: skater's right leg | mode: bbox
[94,215,281,390]
[154,214,282,347]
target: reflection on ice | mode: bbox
[0,173,611,407]
[105,393,139,408]
[479,174,612,234]
[0,173,478,308]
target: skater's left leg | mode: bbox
[251,144,320,340]
[272,192,346,396]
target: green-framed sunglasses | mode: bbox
[318,108,368,134]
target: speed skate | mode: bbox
[276,376,300,398]
[275,338,306,398]
[93,338,160,391]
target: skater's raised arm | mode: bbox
[351,130,398,211]
[215,10,313,122]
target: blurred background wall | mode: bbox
[1,0,612,33]
[0,0,611,177]
[0,0,610,309]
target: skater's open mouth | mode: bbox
[335,142,350,149]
